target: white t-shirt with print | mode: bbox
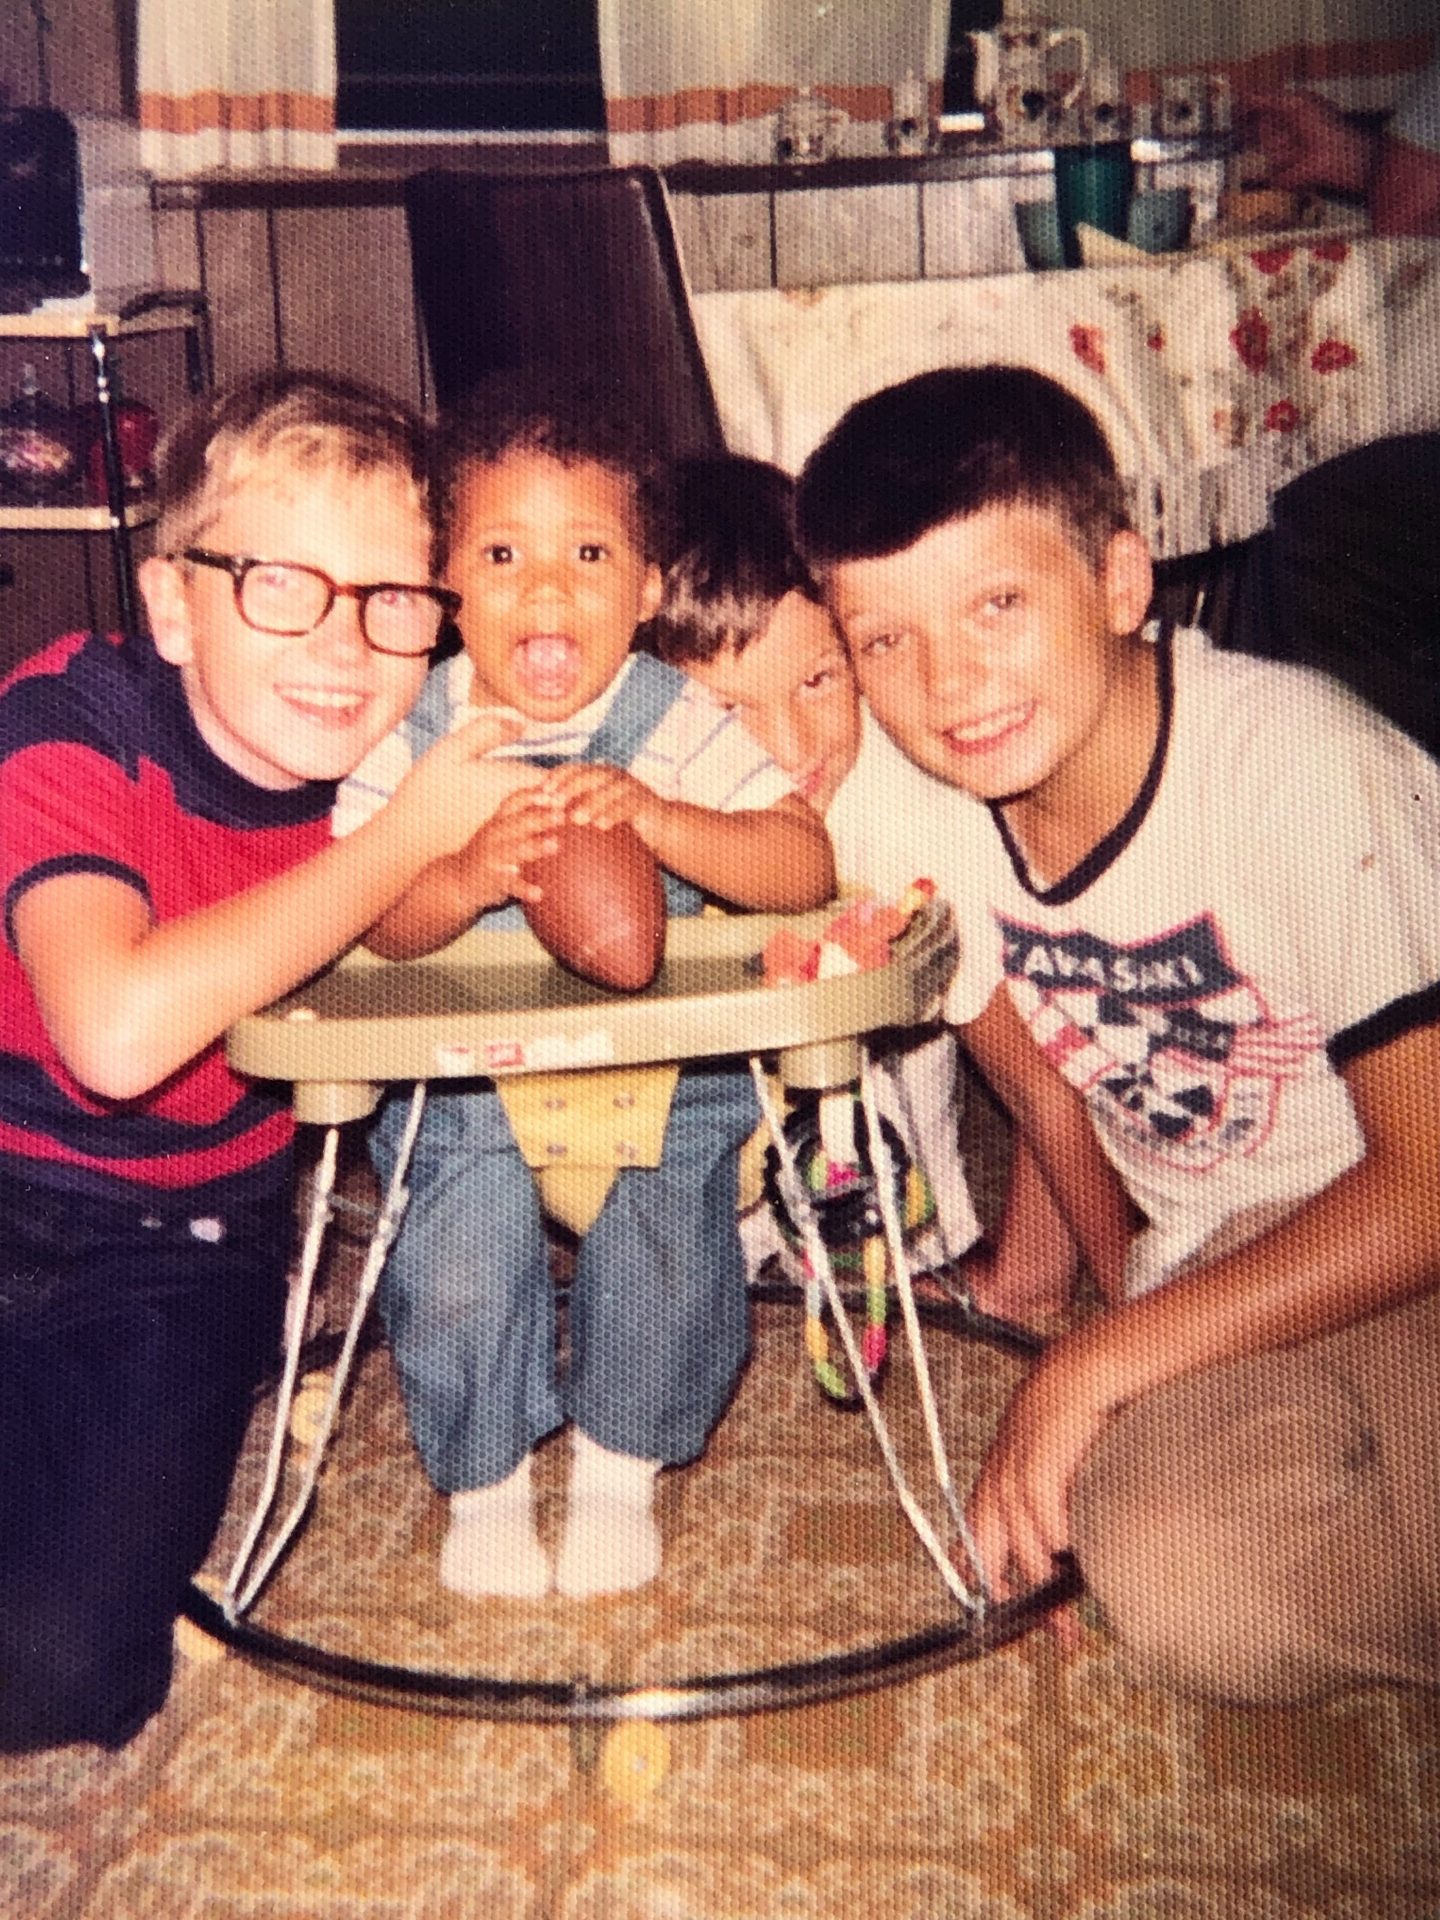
[832,627,1440,1293]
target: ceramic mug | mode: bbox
[971,23,1091,145]
[1082,54,1128,142]
[776,87,849,164]
[1126,185,1192,254]
[1157,72,1207,141]
[886,71,937,156]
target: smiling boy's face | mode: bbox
[142,463,434,790]
[444,451,662,721]
[684,590,860,815]
[828,502,1154,822]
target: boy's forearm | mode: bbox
[963,990,1136,1290]
[1064,1148,1440,1450]
[1076,1033,1440,1414]
[1010,1081,1133,1300]
[644,796,836,911]
[29,805,453,1099]
[962,990,1134,1299]
[988,1136,1083,1298]
[365,850,500,960]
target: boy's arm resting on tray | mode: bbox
[540,759,836,913]
[638,792,835,912]
[12,714,525,1100]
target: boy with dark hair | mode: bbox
[338,381,834,1603]
[797,363,1440,1701]
[650,452,1082,1318]
[0,368,533,1751]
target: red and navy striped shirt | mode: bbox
[0,632,334,1200]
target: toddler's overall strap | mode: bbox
[582,654,704,919]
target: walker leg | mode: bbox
[223,1125,341,1619]
[857,1056,988,1600]
[225,1083,430,1620]
[174,1572,229,1664]
[749,1058,978,1610]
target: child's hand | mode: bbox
[541,761,661,841]
[391,713,542,861]
[454,787,565,909]
[966,1327,1118,1623]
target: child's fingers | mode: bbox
[494,805,564,861]
[496,867,547,905]
[540,763,637,825]
[491,784,563,825]
[569,779,641,830]
[537,762,598,800]
[965,1492,1017,1605]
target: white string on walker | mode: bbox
[749,1056,985,1614]
[224,1081,430,1621]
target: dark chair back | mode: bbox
[404,166,725,460]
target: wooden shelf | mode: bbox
[0,291,209,633]
[0,499,158,533]
[0,294,207,341]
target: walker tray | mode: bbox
[228,899,958,1121]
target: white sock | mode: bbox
[554,1429,662,1598]
[440,1454,550,1600]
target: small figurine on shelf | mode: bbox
[0,363,81,503]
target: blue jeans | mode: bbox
[0,1167,291,1751]
[371,1064,758,1492]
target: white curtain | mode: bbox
[138,0,337,175]
[599,0,951,166]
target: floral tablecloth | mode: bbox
[691,233,1440,557]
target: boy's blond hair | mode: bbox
[154,369,437,561]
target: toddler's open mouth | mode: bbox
[514,633,581,703]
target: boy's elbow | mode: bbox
[62,1032,162,1104]
[776,843,835,911]
[780,807,837,908]
[804,842,838,908]
[52,1001,173,1103]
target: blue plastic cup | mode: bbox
[1052,142,1134,268]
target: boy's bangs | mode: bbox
[166,430,425,559]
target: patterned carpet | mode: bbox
[4,1103,1439,1919]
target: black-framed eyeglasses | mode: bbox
[177,549,461,657]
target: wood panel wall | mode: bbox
[1,0,129,117]
[3,142,1218,664]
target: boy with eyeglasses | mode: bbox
[0,369,533,1752]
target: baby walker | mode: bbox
[181,893,1079,1725]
